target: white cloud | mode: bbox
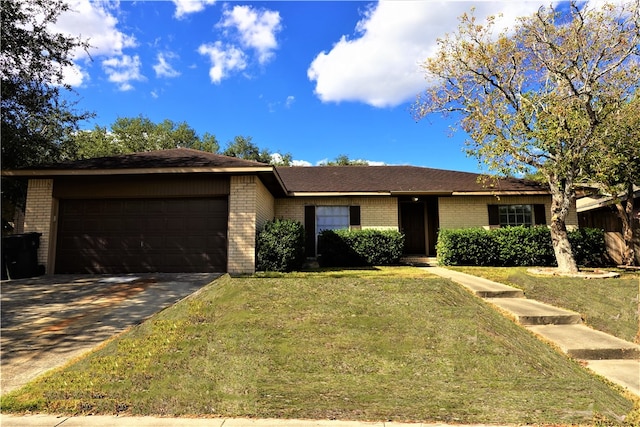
[285,95,295,108]
[51,0,137,87]
[102,55,145,91]
[219,5,282,64]
[291,160,313,167]
[307,1,543,108]
[172,0,216,18]
[153,52,181,78]
[55,0,136,59]
[197,42,247,84]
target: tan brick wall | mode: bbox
[438,195,578,229]
[275,196,399,230]
[23,179,54,271]
[228,176,275,274]
[256,178,275,231]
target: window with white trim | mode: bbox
[498,204,533,227]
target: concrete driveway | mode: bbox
[1,273,221,394]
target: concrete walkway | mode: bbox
[423,265,640,397]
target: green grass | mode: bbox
[1,267,637,425]
[449,266,640,343]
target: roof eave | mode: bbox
[451,190,550,196]
[1,166,275,177]
[287,191,392,197]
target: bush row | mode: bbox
[317,229,405,267]
[255,221,404,271]
[436,226,606,267]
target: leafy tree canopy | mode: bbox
[63,118,292,166]
[222,135,292,165]
[413,1,640,272]
[322,154,370,166]
[62,116,220,159]
[1,0,93,169]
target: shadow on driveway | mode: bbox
[1,273,220,394]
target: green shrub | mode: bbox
[256,219,305,272]
[437,227,606,267]
[569,228,606,267]
[493,226,555,266]
[318,229,404,267]
[436,228,499,266]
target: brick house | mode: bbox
[2,148,577,275]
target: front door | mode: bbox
[400,201,426,254]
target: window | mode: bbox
[316,206,350,234]
[488,204,546,228]
[304,205,361,257]
[499,204,532,227]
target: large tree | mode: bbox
[1,0,93,231]
[1,0,92,169]
[587,96,640,266]
[413,1,640,273]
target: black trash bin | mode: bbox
[1,232,43,279]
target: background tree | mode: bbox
[222,135,292,165]
[62,116,221,159]
[586,96,640,266]
[413,2,640,273]
[322,154,370,166]
[1,0,93,231]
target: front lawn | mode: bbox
[1,267,636,425]
[449,266,639,343]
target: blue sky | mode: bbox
[54,0,551,171]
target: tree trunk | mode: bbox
[614,182,637,267]
[548,175,579,273]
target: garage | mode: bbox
[55,197,228,273]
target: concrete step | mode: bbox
[586,359,640,395]
[486,298,582,325]
[428,267,525,298]
[527,324,640,360]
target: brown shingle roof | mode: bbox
[34,148,269,170]
[275,166,547,194]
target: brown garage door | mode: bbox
[55,198,228,273]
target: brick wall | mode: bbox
[23,179,54,271]
[228,175,275,274]
[438,195,578,229]
[275,196,399,230]
[256,178,275,231]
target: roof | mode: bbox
[576,185,640,212]
[2,149,549,196]
[2,148,288,197]
[275,165,548,195]
[18,148,269,171]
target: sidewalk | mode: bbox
[0,415,518,427]
[422,265,640,397]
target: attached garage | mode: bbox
[55,197,228,273]
[3,149,286,275]
[51,171,233,274]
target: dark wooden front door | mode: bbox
[56,198,228,273]
[400,202,426,254]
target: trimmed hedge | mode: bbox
[436,226,606,267]
[318,229,404,267]
[256,219,306,272]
